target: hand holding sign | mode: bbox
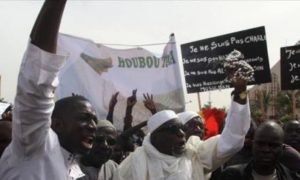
[224,49,254,83]
[181,26,270,93]
[231,76,248,104]
[224,50,252,104]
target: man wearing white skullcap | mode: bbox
[147,110,178,133]
[116,67,251,180]
[178,111,205,140]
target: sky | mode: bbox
[0,1,299,112]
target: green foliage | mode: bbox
[274,91,293,121]
[261,89,272,110]
[275,91,292,112]
[250,89,299,122]
[280,114,293,123]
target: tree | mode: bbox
[250,88,272,124]
[274,91,293,122]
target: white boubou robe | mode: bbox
[116,100,251,180]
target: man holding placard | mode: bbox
[115,49,253,180]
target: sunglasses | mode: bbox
[156,123,184,134]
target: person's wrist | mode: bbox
[232,90,247,104]
[237,90,247,100]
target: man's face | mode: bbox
[284,121,300,151]
[182,117,205,139]
[88,126,117,166]
[0,121,12,157]
[60,100,97,155]
[151,119,186,156]
[252,128,283,169]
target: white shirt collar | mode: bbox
[60,147,85,179]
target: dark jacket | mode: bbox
[220,161,299,180]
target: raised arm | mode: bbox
[216,66,251,157]
[12,0,67,156]
[194,78,250,174]
[143,93,157,114]
[123,89,137,131]
[30,0,67,53]
[195,53,252,172]
[107,92,119,123]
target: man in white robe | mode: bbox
[0,1,98,179]
[116,78,251,180]
[178,111,205,140]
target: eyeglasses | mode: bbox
[184,120,204,130]
[95,135,116,146]
[156,123,184,134]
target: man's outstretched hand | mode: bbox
[143,93,157,114]
[231,76,248,105]
[127,89,137,108]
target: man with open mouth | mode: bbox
[0,0,98,179]
[79,120,118,180]
[116,72,251,180]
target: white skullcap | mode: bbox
[97,120,116,129]
[177,111,202,125]
[147,110,178,133]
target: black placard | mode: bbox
[180,26,271,93]
[280,44,300,90]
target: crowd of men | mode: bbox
[0,0,300,180]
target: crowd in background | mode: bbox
[0,0,300,180]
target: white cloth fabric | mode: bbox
[79,160,118,180]
[177,111,203,124]
[116,99,251,180]
[98,160,119,180]
[0,43,85,180]
[147,110,178,133]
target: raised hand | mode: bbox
[230,73,248,105]
[127,89,137,108]
[124,89,137,125]
[143,93,157,114]
[30,0,67,53]
[224,50,251,104]
[224,49,254,84]
[107,92,119,123]
[109,92,119,109]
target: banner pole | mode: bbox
[197,92,201,111]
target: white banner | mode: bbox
[57,34,185,130]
